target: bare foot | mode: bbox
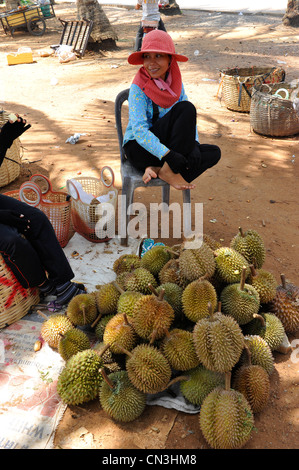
[158,162,195,190]
[143,166,161,184]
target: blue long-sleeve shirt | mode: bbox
[123,83,199,160]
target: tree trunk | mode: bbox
[162,0,181,16]
[282,0,299,26]
[76,0,118,51]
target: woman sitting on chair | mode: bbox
[123,29,221,190]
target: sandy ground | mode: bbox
[0,3,298,450]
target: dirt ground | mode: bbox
[0,3,298,450]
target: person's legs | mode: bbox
[134,23,144,51]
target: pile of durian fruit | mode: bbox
[38,227,299,449]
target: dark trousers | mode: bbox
[124,101,221,183]
[0,194,74,288]
[134,19,167,51]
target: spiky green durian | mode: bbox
[247,265,277,304]
[66,293,98,326]
[57,349,104,405]
[95,282,120,316]
[157,282,183,316]
[178,242,216,282]
[113,254,141,275]
[269,274,299,334]
[214,247,250,284]
[199,373,254,449]
[40,313,74,349]
[122,343,172,394]
[158,258,189,289]
[230,227,266,269]
[117,289,144,317]
[220,267,260,325]
[140,245,171,276]
[119,267,158,294]
[131,286,174,343]
[240,335,274,375]
[94,314,115,341]
[180,365,225,406]
[182,278,217,323]
[243,312,285,351]
[99,370,146,422]
[193,303,244,373]
[161,328,200,371]
[58,328,90,361]
[103,313,137,354]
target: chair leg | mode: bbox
[162,185,170,205]
[182,189,192,237]
[120,177,135,246]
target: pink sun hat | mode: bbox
[128,29,188,65]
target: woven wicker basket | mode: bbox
[219,66,286,112]
[250,83,299,137]
[66,168,118,243]
[0,111,22,188]
[0,255,40,329]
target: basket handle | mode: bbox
[19,181,42,207]
[100,166,115,188]
[30,174,53,195]
[66,179,80,201]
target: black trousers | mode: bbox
[0,194,74,288]
[124,101,221,183]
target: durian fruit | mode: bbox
[203,234,222,251]
[178,242,216,282]
[158,258,189,289]
[39,311,74,349]
[93,342,122,374]
[140,245,171,276]
[214,247,250,284]
[182,278,217,323]
[240,335,274,375]
[99,369,146,422]
[58,328,90,361]
[115,283,144,317]
[247,265,277,304]
[232,344,270,414]
[103,313,137,354]
[95,282,120,316]
[120,343,172,394]
[66,293,98,326]
[113,254,141,275]
[94,314,115,341]
[243,312,285,351]
[269,274,299,334]
[118,267,158,295]
[156,282,183,317]
[199,372,254,449]
[57,349,104,405]
[220,267,260,325]
[230,227,266,269]
[192,303,244,373]
[131,285,175,344]
[180,365,225,406]
[161,328,200,371]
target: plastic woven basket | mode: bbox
[219,66,286,112]
[0,255,40,329]
[250,82,299,137]
[66,167,118,243]
[0,110,21,188]
[4,174,71,248]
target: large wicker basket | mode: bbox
[219,66,286,112]
[250,82,299,137]
[0,255,40,329]
[0,110,22,188]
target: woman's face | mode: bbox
[143,52,170,81]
